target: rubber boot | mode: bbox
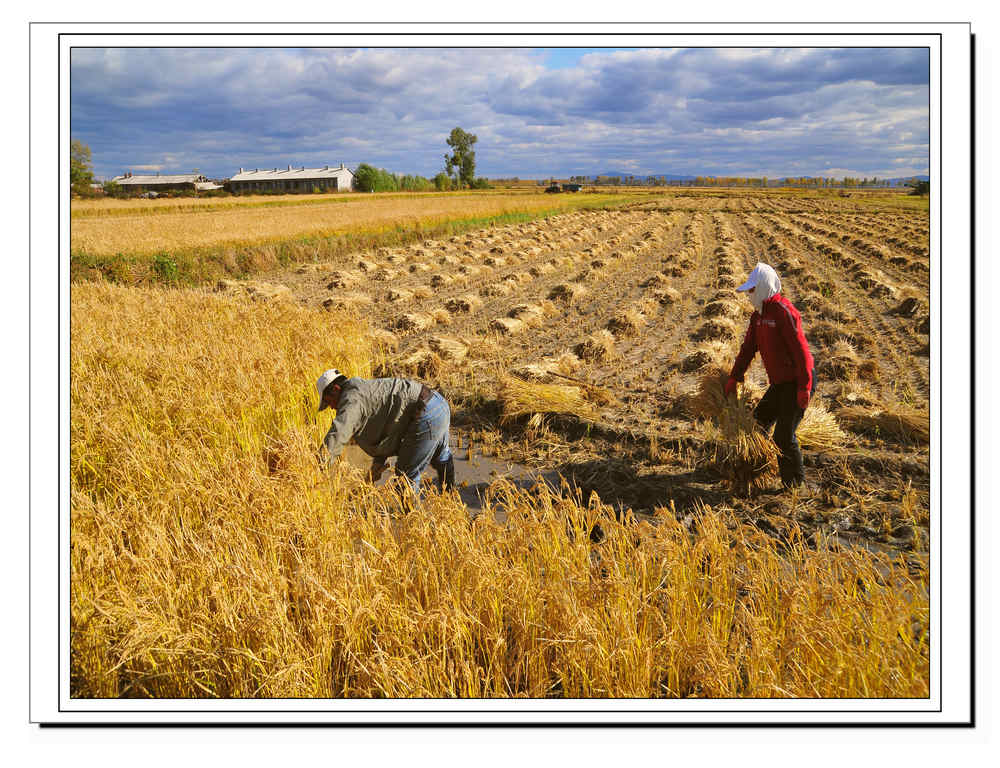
[434,455,456,492]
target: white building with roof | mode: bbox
[228,164,355,193]
[110,172,208,191]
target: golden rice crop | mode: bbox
[71,191,622,258]
[70,223,928,700]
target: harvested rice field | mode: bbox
[245,193,931,554]
[72,188,931,699]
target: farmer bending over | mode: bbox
[724,263,816,490]
[316,369,455,494]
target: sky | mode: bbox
[70,47,930,181]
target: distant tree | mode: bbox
[433,172,452,191]
[470,177,492,189]
[353,163,379,192]
[353,163,401,192]
[909,179,930,196]
[70,139,94,195]
[444,127,477,188]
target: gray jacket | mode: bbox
[323,377,424,465]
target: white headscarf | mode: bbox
[738,262,782,313]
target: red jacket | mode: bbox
[730,294,814,393]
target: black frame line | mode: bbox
[43,25,970,727]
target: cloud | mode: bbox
[70,47,929,180]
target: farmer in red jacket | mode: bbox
[724,262,816,490]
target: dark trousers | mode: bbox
[753,374,817,487]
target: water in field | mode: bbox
[341,441,561,521]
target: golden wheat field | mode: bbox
[71,188,930,698]
[71,190,629,257]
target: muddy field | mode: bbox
[225,194,931,556]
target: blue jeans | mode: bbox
[395,391,452,494]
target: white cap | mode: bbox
[737,262,776,292]
[316,368,347,411]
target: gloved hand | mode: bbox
[797,388,810,410]
[724,377,738,397]
[367,462,387,483]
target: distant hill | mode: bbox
[594,172,696,182]
[588,173,929,184]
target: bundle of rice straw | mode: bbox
[395,312,433,332]
[399,347,443,379]
[427,335,468,362]
[797,402,847,452]
[444,294,482,313]
[693,317,740,342]
[821,339,861,380]
[295,262,331,274]
[242,282,292,302]
[490,316,527,335]
[499,376,599,425]
[429,273,455,288]
[891,295,929,317]
[508,303,546,326]
[386,288,414,303]
[680,340,730,373]
[548,283,587,303]
[321,293,373,312]
[607,307,646,337]
[371,267,398,282]
[326,271,361,289]
[574,330,616,362]
[529,262,557,277]
[693,365,777,493]
[651,287,681,305]
[702,300,740,319]
[367,328,399,352]
[836,405,930,444]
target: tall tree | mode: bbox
[70,139,94,193]
[444,127,477,189]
